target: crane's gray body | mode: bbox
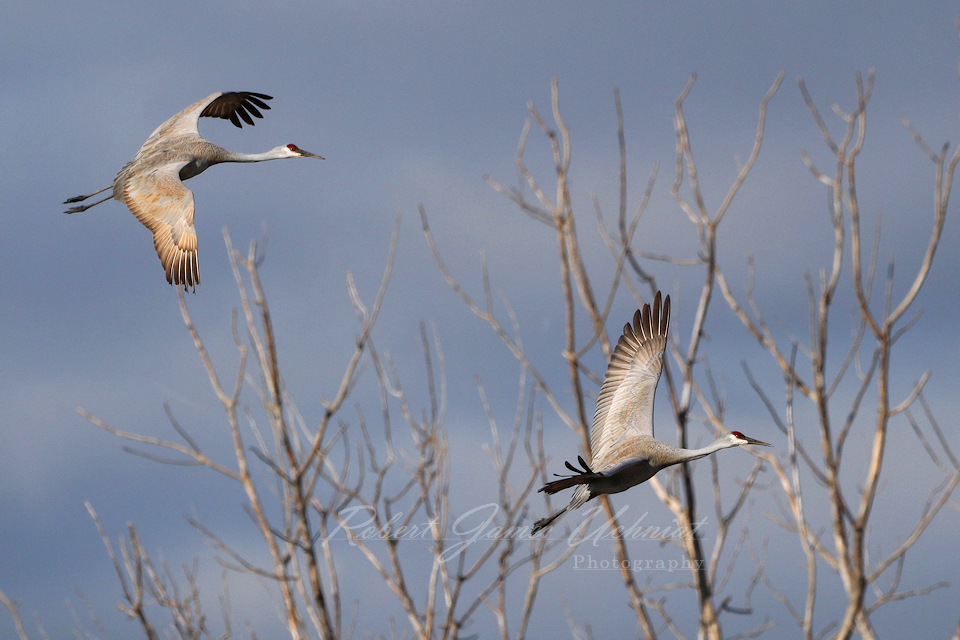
[532,293,771,534]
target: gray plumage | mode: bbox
[532,292,772,534]
[63,92,323,290]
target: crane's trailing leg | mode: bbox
[533,482,592,534]
[64,193,113,214]
[532,457,599,534]
[64,185,112,204]
[532,507,569,534]
[64,186,114,213]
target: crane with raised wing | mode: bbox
[64,91,323,290]
[532,292,772,533]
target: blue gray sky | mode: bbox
[2,1,959,638]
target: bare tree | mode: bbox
[423,74,784,639]
[67,218,570,640]
[424,68,958,638]
[77,223,393,639]
[716,71,960,640]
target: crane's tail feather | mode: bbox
[539,473,599,495]
[539,455,599,495]
[563,455,592,474]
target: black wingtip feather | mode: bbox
[201,92,276,128]
[247,95,272,110]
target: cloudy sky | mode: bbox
[2,1,959,638]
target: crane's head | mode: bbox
[729,431,773,448]
[283,143,324,159]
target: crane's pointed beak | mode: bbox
[744,436,773,447]
[298,149,324,160]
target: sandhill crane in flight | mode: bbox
[64,91,323,290]
[532,292,772,534]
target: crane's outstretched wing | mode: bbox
[590,292,670,467]
[122,162,200,291]
[138,92,274,148]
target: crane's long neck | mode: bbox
[674,437,734,464]
[181,146,291,181]
[218,147,291,163]
[176,142,296,182]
